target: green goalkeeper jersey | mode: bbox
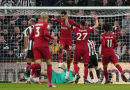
[46,68,74,83]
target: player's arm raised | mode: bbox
[65,15,73,29]
[92,15,99,29]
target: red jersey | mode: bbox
[55,19,79,40]
[29,21,54,48]
[72,26,94,48]
[100,33,117,56]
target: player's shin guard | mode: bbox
[47,65,52,85]
[89,71,94,79]
[84,64,88,80]
[74,63,79,74]
[103,67,108,82]
[58,50,63,63]
[116,64,123,74]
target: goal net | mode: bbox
[0,7,130,84]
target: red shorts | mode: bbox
[102,55,118,65]
[74,47,90,63]
[59,39,72,52]
[33,46,51,60]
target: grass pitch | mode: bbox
[0,83,130,90]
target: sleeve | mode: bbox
[113,35,117,49]
[55,19,62,23]
[69,19,80,27]
[44,24,54,40]
[29,30,34,41]
[88,27,95,32]
[72,26,77,31]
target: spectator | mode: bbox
[98,19,104,34]
[17,0,32,6]
[49,39,59,61]
[112,20,121,36]
[77,10,85,16]
[5,47,17,59]
[2,26,12,45]
[77,0,87,6]
[85,19,91,27]
[116,0,128,6]
[122,14,130,33]
[103,0,116,6]
[64,0,76,6]
[116,40,127,60]
[2,0,15,6]
[103,0,109,6]
[0,35,8,58]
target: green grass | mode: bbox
[0,83,130,90]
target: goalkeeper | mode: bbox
[40,64,75,83]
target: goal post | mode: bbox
[0,7,130,83]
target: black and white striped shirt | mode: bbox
[88,40,97,56]
[24,25,34,50]
[17,0,32,6]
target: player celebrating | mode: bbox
[100,23,127,84]
[51,11,79,79]
[29,13,56,87]
[88,40,100,83]
[65,15,99,83]
[23,18,37,83]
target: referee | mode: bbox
[23,18,37,83]
[88,40,100,83]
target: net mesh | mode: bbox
[0,8,130,83]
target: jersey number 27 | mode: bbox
[77,33,88,40]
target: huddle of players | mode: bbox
[23,11,127,87]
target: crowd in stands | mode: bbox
[0,0,130,7]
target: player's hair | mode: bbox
[103,23,112,32]
[29,18,37,24]
[61,11,67,15]
[40,12,48,20]
[80,20,85,27]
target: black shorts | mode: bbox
[26,50,34,59]
[88,54,98,68]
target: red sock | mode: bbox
[30,64,41,69]
[58,50,63,63]
[67,58,71,72]
[30,69,35,76]
[103,67,108,82]
[34,69,37,78]
[74,63,79,74]
[47,65,52,85]
[116,64,123,74]
[84,64,88,79]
